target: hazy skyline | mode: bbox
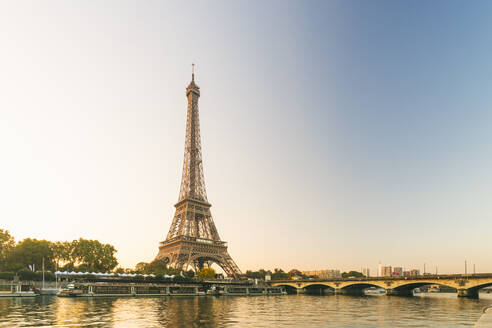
[1,1,491,275]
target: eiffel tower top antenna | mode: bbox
[192,63,195,81]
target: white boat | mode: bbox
[365,287,386,295]
[39,288,59,295]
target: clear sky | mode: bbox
[1,1,491,275]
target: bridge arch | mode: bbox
[303,283,336,295]
[183,255,237,277]
[391,281,456,294]
[340,282,387,290]
[273,283,298,294]
[464,282,492,294]
[302,282,336,289]
[336,282,386,296]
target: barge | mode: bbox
[57,282,205,297]
[207,285,286,296]
[57,282,286,297]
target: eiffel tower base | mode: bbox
[156,236,241,278]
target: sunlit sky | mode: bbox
[1,1,491,275]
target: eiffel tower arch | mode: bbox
[155,68,241,278]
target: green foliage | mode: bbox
[114,267,126,274]
[50,241,72,269]
[0,229,15,271]
[245,268,302,280]
[172,275,191,282]
[133,259,181,276]
[43,272,56,281]
[245,269,272,279]
[17,269,37,281]
[8,238,54,272]
[147,259,168,274]
[271,268,289,280]
[0,272,14,280]
[71,238,118,272]
[134,262,148,273]
[341,271,364,278]
[0,229,119,274]
[198,268,216,279]
[3,270,55,282]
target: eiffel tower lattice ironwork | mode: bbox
[155,68,241,277]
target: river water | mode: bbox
[1,293,491,327]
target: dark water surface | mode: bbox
[1,293,491,327]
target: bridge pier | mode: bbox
[457,289,479,299]
[386,289,414,297]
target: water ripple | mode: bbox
[0,293,490,327]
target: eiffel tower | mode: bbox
[155,67,241,278]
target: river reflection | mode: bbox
[0,293,491,327]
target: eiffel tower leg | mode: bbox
[184,250,193,271]
[168,253,178,268]
[212,252,241,279]
[193,260,200,273]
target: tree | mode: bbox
[0,229,15,271]
[71,238,118,272]
[114,267,126,274]
[271,268,288,280]
[50,241,72,270]
[342,271,364,278]
[135,262,149,273]
[147,259,168,274]
[198,267,216,279]
[8,238,54,272]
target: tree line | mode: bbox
[0,229,118,273]
[245,268,293,280]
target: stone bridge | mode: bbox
[271,274,492,298]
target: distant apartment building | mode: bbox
[410,269,420,277]
[381,266,392,277]
[362,268,370,277]
[302,269,341,279]
[392,267,403,277]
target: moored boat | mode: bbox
[55,282,286,297]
